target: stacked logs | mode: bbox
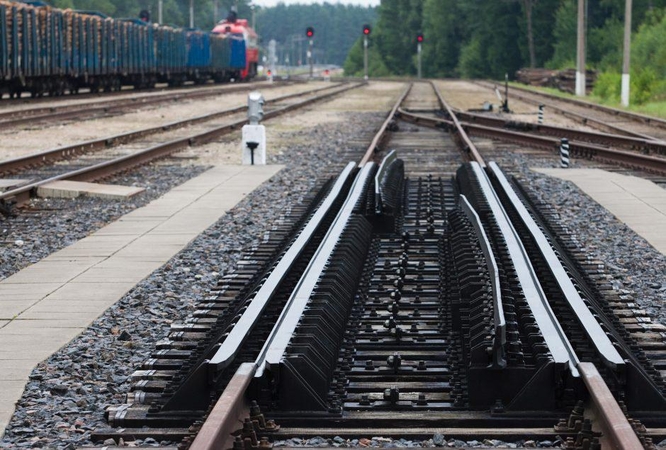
[515,68,596,94]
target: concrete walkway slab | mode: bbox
[0,164,282,437]
[534,168,666,255]
[37,180,145,200]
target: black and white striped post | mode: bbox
[560,138,570,168]
[538,104,544,124]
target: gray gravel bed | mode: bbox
[0,163,209,282]
[488,149,666,326]
[0,112,381,449]
[3,126,664,449]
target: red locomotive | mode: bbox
[212,10,259,81]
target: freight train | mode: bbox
[0,0,259,98]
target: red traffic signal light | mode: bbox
[416,33,424,43]
[306,27,314,38]
[363,24,371,35]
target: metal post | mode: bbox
[158,0,163,24]
[538,104,544,124]
[251,4,256,30]
[576,0,586,96]
[560,138,570,168]
[363,36,368,81]
[309,39,313,78]
[501,73,509,113]
[189,0,194,28]
[417,43,422,79]
[621,0,632,107]
[213,0,218,24]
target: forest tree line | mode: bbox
[344,0,666,104]
[46,0,253,32]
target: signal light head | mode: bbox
[363,24,371,35]
[416,33,424,43]
[306,26,314,38]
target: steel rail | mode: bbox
[488,162,625,371]
[459,194,506,368]
[453,110,666,155]
[358,83,412,167]
[469,161,580,376]
[396,109,666,176]
[578,363,644,450]
[0,83,348,176]
[429,81,487,166]
[374,149,397,214]
[473,80,662,142]
[499,80,666,131]
[254,162,375,376]
[191,88,407,450]
[207,162,357,369]
[0,83,363,207]
[188,362,256,450]
[0,81,293,129]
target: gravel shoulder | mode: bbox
[2,80,663,449]
[0,81,400,448]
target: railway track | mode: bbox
[92,81,666,449]
[0,82,361,210]
[474,80,666,142]
[0,80,296,131]
[396,83,666,177]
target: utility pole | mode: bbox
[189,0,194,28]
[306,27,314,78]
[362,24,371,81]
[251,4,256,29]
[416,33,423,79]
[213,0,218,24]
[364,36,369,80]
[309,39,313,78]
[575,0,586,96]
[621,0,633,107]
[158,0,163,24]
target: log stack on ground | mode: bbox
[515,68,596,94]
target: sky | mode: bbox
[251,0,380,7]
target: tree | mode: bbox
[521,0,537,68]
[421,0,462,77]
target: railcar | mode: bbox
[0,0,256,98]
[212,11,258,81]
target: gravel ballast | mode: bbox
[0,110,383,449]
[1,83,665,449]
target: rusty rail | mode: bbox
[188,363,256,450]
[454,110,666,156]
[358,83,412,167]
[0,83,348,176]
[0,82,363,207]
[0,81,292,129]
[578,363,643,449]
[500,81,666,130]
[474,80,662,142]
[429,81,487,166]
[396,109,666,176]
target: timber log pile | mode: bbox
[515,68,596,94]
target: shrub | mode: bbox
[592,72,621,102]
